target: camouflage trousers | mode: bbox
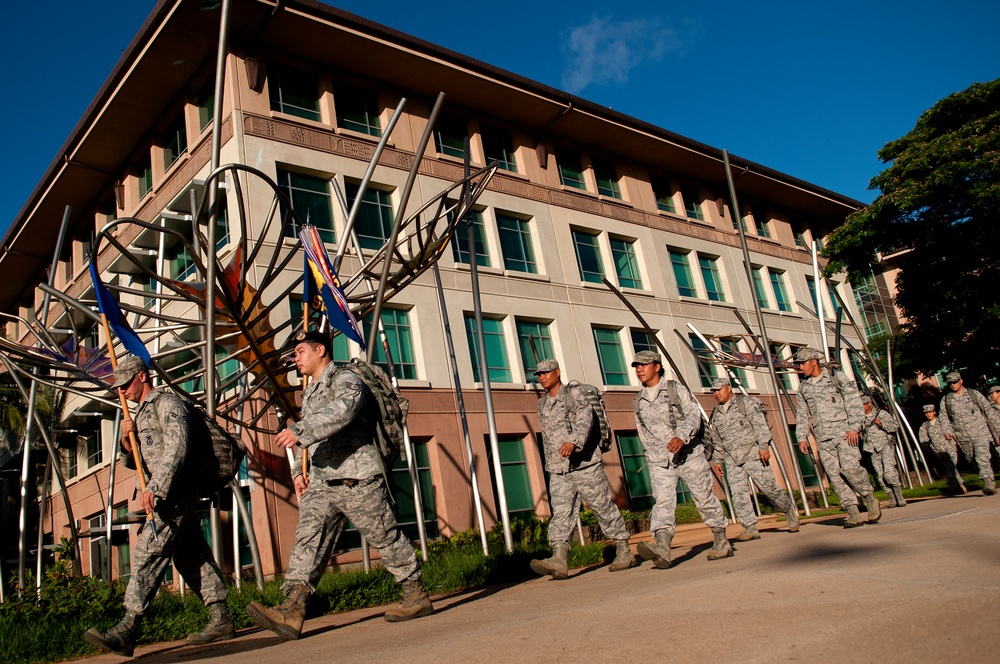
[726,458,793,528]
[547,462,629,545]
[956,436,994,484]
[124,499,227,614]
[934,446,965,490]
[649,451,728,537]
[283,475,419,594]
[870,445,902,489]
[815,438,873,508]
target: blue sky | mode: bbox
[2,1,998,231]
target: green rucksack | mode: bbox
[563,380,614,452]
[338,358,409,463]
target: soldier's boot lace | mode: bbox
[186,601,235,645]
[706,526,734,560]
[786,506,801,533]
[84,609,141,657]
[608,539,640,572]
[891,486,907,507]
[843,504,866,528]
[864,493,882,523]
[529,541,570,579]
[384,579,434,622]
[636,530,672,569]
[246,583,310,640]
[983,477,997,496]
[736,524,761,542]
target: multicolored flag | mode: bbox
[88,260,152,366]
[299,225,365,349]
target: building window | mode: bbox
[719,338,747,387]
[84,431,102,469]
[593,157,621,199]
[630,329,657,356]
[556,148,587,190]
[137,156,153,199]
[751,266,769,309]
[481,124,517,172]
[114,503,131,580]
[651,176,676,213]
[771,343,795,391]
[435,113,467,158]
[698,254,726,302]
[734,213,751,234]
[690,334,719,388]
[791,219,808,249]
[669,249,697,298]
[88,513,108,581]
[334,82,381,137]
[277,170,336,244]
[593,327,629,386]
[610,237,642,289]
[806,276,823,316]
[617,433,653,510]
[768,269,792,312]
[163,113,187,171]
[681,185,703,221]
[451,209,490,267]
[826,281,841,315]
[66,444,78,479]
[390,438,440,540]
[572,230,604,284]
[751,206,772,238]
[363,308,416,380]
[488,436,535,520]
[268,64,321,122]
[496,214,536,273]
[515,319,553,383]
[465,315,512,383]
[196,81,215,131]
[346,182,394,250]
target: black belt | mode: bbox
[326,478,359,487]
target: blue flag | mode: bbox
[300,226,365,349]
[89,261,151,366]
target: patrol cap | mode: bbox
[988,385,1000,395]
[709,378,729,391]
[631,350,661,366]
[794,347,823,363]
[287,329,332,356]
[860,395,872,405]
[922,404,936,413]
[533,359,559,375]
[945,371,962,383]
[110,354,149,389]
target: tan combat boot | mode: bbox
[736,524,761,541]
[786,507,801,533]
[608,539,640,572]
[706,526,734,560]
[530,541,570,579]
[864,493,882,523]
[84,610,141,657]
[843,504,866,528]
[384,578,434,622]
[891,486,907,507]
[246,584,310,640]
[186,601,235,645]
[636,530,673,569]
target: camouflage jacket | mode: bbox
[289,360,381,481]
[795,369,863,444]
[119,389,194,504]
[861,407,899,453]
[634,379,703,468]
[918,417,955,455]
[536,383,601,474]
[938,388,1000,444]
[705,394,771,466]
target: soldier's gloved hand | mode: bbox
[276,428,300,449]
[845,430,859,446]
[667,437,684,453]
[712,463,724,477]
[293,474,309,497]
[559,442,576,458]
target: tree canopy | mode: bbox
[824,78,1000,380]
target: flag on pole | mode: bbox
[299,225,365,349]
[89,260,152,365]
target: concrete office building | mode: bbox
[0,0,885,583]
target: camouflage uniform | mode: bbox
[284,361,419,592]
[705,394,792,528]
[795,369,874,507]
[861,406,902,490]
[635,380,727,537]
[918,417,964,491]
[537,384,629,546]
[120,389,227,614]
[938,388,998,488]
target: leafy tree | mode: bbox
[824,78,1000,380]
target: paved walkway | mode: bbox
[82,495,1000,663]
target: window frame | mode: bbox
[610,236,642,289]
[480,124,517,172]
[277,169,336,245]
[346,181,395,251]
[496,213,537,274]
[268,63,322,122]
[556,147,587,190]
[334,81,382,137]
[592,326,630,386]
[669,248,697,298]
[572,229,605,284]
[592,157,622,199]
[465,314,512,383]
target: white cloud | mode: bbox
[560,15,689,95]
